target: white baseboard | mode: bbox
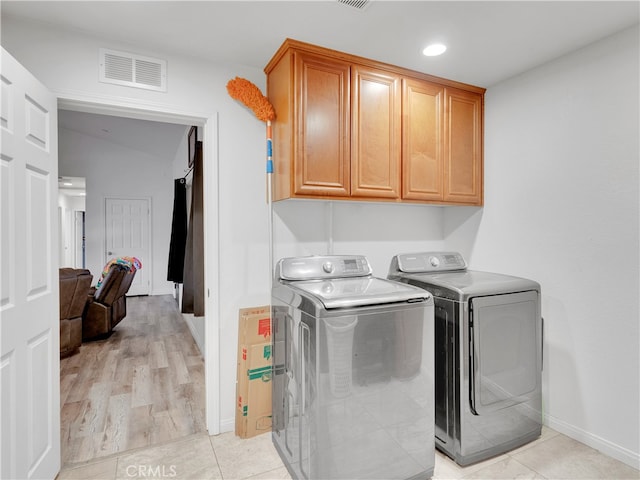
[218,417,235,435]
[545,413,640,470]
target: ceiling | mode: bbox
[4,1,638,159]
[55,109,190,195]
[2,1,638,88]
[58,176,86,197]
[58,110,189,159]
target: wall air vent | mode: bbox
[337,0,372,10]
[99,48,167,92]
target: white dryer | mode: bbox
[388,252,543,466]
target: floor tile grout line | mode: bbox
[510,455,550,479]
[504,428,561,459]
[61,431,211,471]
[113,455,122,480]
[207,435,225,479]
[241,464,288,480]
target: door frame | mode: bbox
[74,210,85,269]
[57,94,221,435]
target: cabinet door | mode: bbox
[402,78,444,201]
[444,88,483,205]
[351,65,401,199]
[294,52,351,197]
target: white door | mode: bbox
[105,197,150,296]
[1,48,60,480]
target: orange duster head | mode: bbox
[226,77,275,122]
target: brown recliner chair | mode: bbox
[82,264,136,341]
[59,268,92,357]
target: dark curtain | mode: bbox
[182,141,205,316]
[167,178,187,282]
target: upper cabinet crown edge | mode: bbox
[264,38,485,206]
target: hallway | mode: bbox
[60,295,206,466]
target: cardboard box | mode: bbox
[235,305,273,438]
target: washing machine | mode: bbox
[271,255,435,480]
[388,252,543,466]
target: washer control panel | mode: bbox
[278,255,372,281]
[394,252,467,273]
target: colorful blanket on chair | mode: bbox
[95,256,142,288]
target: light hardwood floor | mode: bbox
[60,295,206,467]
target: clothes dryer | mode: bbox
[388,252,542,466]
[272,255,435,480]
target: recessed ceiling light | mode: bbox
[63,182,73,186]
[423,43,447,57]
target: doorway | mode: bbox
[56,99,219,463]
[104,196,151,296]
[58,176,86,269]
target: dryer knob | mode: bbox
[429,256,440,267]
[323,261,334,274]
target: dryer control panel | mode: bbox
[276,255,372,281]
[394,252,467,273]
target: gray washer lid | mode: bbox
[290,276,430,309]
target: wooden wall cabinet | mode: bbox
[402,77,444,201]
[267,49,349,200]
[443,87,483,204]
[265,39,484,205]
[402,79,484,205]
[351,64,402,199]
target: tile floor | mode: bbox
[56,426,639,480]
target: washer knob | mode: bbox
[323,261,334,274]
[429,256,440,267]
[321,282,334,294]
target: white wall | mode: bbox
[273,200,444,275]
[58,127,176,295]
[445,26,639,468]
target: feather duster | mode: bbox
[226,77,275,122]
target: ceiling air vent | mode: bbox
[337,0,372,10]
[99,48,167,92]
